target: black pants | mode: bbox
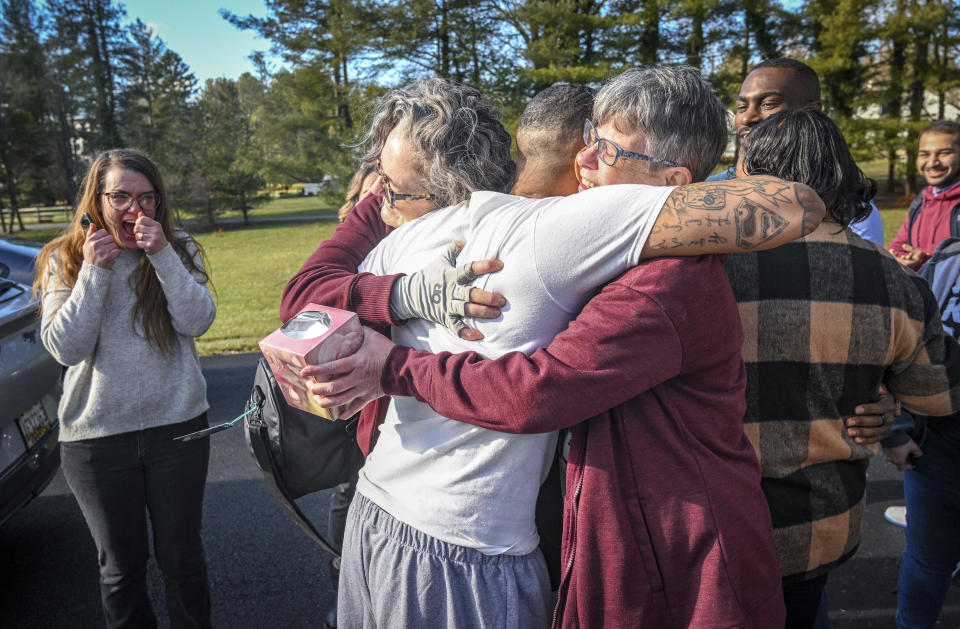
[61,414,212,629]
[783,572,829,629]
[328,478,357,593]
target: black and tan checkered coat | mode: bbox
[725,222,960,583]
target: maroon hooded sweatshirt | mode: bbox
[889,182,960,258]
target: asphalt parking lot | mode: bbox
[2,352,958,628]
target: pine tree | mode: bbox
[46,0,129,153]
[118,19,197,167]
[193,77,264,226]
[0,0,49,232]
[222,0,370,132]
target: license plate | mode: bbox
[16,402,52,448]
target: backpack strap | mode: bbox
[906,193,924,244]
[952,199,960,239]
[245,389,342,558]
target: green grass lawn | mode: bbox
[880,208,906,250]
[6,193,338,228]
[11,228,64,243]
[860,158,894,184]
[194,219,338,355]
[212,194,339,222]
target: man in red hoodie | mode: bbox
[889,121,960,269]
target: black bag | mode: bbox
[245,354,563,578]
[535,433,565,591]
[244,356,365,557]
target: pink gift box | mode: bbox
[258,304,363,420]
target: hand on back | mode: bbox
[391,240,506,341]
[845,385,897,445]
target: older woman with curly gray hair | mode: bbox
[281,77,511,327]
[360,77,515,228]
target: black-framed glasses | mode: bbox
[101,191,160,212]
[583,119,680,168]
[376,158,437,209]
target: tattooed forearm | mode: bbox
[642,175,826,258]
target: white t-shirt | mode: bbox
[357,183,674,555]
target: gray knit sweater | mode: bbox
[41,239,215,441]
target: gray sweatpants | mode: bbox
[338,492,552,629]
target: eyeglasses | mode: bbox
[583,119,680,168]
[102,191,160,212]
[376,159,437,209]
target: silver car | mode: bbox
[0,238,61,526]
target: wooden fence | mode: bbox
[0,206,73,227]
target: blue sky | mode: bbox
[121,0,273,83]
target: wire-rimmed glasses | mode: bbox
[583,119,680,168]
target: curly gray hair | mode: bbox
[361,78,515,207]
[593,66,729,182]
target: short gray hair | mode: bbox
[361,78,515,207]
[593,66,728,182]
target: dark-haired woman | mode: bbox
[726,108,960,629]
[35,149,215,628]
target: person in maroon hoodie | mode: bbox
[889,121,960,270]
[285,68,827,628]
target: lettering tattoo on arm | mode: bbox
[644,175,825,257]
